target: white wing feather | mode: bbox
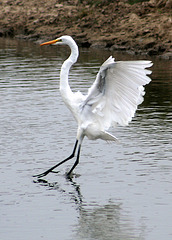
[83,56,153,129]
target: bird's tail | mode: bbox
[100,131,119,142]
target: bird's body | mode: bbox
[34,36,153,178]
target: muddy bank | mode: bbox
[0,0,171,59]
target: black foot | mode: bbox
[66,171,73,179]
[33,139,79,179]
[33,170,59,178]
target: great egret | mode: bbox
[34,35,153,178]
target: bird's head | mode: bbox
[40,35,75,47]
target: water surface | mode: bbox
[0,38,172,240]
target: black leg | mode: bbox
[33,140,78,178]
[67,144,81,177]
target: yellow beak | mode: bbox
[40,39,59,46]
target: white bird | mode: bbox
[34,35,153,178]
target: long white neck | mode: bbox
[60,40,79,106]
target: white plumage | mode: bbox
[34,35,153,178]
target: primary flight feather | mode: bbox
[33,35,153,178]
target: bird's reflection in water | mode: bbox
[34,176,146,239]
[33,175,83,210]
[76,204,143,240]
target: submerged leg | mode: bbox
[67,144,81,177]
[33,140,78,178]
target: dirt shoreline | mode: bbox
[0,0,171,59]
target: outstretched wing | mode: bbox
[83,56,153,129]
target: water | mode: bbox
[0,38,172,240]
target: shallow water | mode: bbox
[0,38,172,240]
